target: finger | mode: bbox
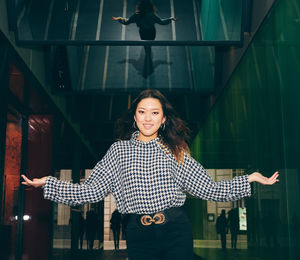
[270,171,279,178]
[21,175,34,186]
[21,175,31,182]
[265,177,278,185]
[270,172,279,182]
[21,174,27,180]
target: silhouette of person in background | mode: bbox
[121,214,129,240]
[86,210,98,250]
[110,209,122,250]
[79,212,85,250]
[228,208,239,249]
[216,209,228,250]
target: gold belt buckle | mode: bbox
[140,213,166,226]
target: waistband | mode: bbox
[125,207,185,227]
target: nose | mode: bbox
[145,112,151,121]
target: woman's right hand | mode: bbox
[112,17,121,21]
[21,175,48,188]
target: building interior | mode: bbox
[0,0,299,259]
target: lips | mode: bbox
[143,124,153,129]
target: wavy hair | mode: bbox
[136,0,156,14]
[116,89,190,162]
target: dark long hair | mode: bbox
[116,89,190,162]
[136,0,156,14]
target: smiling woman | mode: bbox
[22,89,279,260]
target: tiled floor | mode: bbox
[52,247,294,260]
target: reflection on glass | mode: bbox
[1,111,22,259]
[49,45,214,92]
[15,0,243,43]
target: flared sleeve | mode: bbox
[171,154,251,202]
[43,143,119,206]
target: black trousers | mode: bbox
[125,207,193,260]
[139,27,156,40]
[220,233,227,250]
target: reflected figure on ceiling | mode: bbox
[113,0,176,78]
[112,0,176,41]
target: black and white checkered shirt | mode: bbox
[44,132,251,214]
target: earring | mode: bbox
[160,122,166,131]
[133,121,137,129]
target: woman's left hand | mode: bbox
[112,17,121,21]
[248,171,279,185]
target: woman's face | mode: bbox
[134,97,166,142]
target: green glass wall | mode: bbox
[199,0,242,41]
[190,0,300,258]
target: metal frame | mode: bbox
[13,0,247,47]
[16,39,243,46]
[0,32,10,225]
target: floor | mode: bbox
[52,247,293,260]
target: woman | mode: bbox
[22,89,279,260]
[112,0,176,40]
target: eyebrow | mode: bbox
[137,106,161,111]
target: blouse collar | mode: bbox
[130,131,160,148]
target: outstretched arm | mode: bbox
[112,14,136,25]
[21,143,119,206]
[154,15,176,25]
[170,153,279,202]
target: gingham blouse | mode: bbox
[43,132,251,214]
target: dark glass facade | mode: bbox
[189,0,300,258]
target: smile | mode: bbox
[143,124,153,129]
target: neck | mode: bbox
[136,133,157,142]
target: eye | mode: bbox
[153,111,159,115]
[138,110,144,114]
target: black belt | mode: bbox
[126,207,184,227]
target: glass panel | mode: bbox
[50,45,214,93]
[9,63,24,103]
[51,169,104,259]
[15,0,243,43]
[189,0,300,259]
[23,115,53,260]
[1,110,22,260]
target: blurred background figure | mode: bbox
[216,209,228,250]
[86,210,98,250]
[79,211,85,250]
[110,209,122,250]
[227,208,239,249]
